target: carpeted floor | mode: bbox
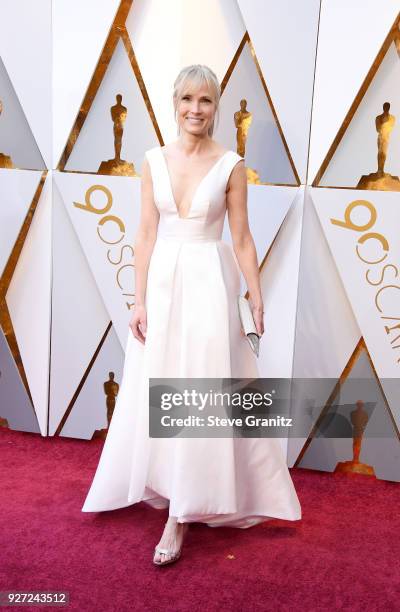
[1,427,399,611]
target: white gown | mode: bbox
[82,146,302,528]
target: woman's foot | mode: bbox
[153,517,188,565]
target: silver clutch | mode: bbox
[237,295,260,357]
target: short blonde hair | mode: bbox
[173,64,221,137]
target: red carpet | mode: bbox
[1,428,399,611]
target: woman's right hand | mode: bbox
[129,304,147,345]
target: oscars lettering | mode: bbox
[73,184,136,311]
[331,199,400,365]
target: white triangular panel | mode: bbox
[311,187,400,425]
[126,0,245,143]
[320,42,400,187]
[65,39,159,173]
[0,0,52,166]
[237,0,320,183]
[216,41,296,184]
[258,186,304,379]
[0,57,45,169]
[0,169,42,276]
[0,327,41,434]
[298,349,400,482]
[288,187,363,466]
[223,184,298,292]
[60,324,124,440]
[257,186,304,461]
[49,179,110,436]
[380,378,400,430]
[52,0,121,166]
[308,0,400,183]
[180,0,245,68]
[293,188,362,378]
[54,171,141,347]
[5,172,52,435]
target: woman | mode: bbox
[82,64,301,566]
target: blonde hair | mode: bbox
[173,64,221,137]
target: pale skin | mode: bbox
[129,81,265,564]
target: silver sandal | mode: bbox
[153,545,182,566]
[153,523,188,566]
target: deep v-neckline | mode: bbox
[159,148,230,219]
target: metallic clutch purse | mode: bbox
[237,295,260,357]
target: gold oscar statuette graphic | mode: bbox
[98,94,137,176]
[234,99,260,184]
[0,99,14,169]
[335,400,376,477]
[92,371,120,440]
[234,99,252,157]
[357,102,400,191]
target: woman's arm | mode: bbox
[226,160,264,335]
[130,156,159,343]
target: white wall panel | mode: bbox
[258,187,304,379]
[0,170,43,276]
[60,325,124,440]
[258,187,304,460]
[0,327,41,434]
[65,39,159,173]
[49,179,111,436]
[320,42,400,187]
[0,0,52,166]
[52,0,120,167]
[0,0,397,472]
[0,58,45,170]
[180,0,245,69]
[288,187,363,465]
[216,42,296,184]
[237,0,320,183]
[297,350,400,482]
[54,171,142,348]
[5,172,52,435]
[223,184,297,293]
[311,186,400,426]
[293,188,361,378]
[127,0,245,143]
[309,0,399,183]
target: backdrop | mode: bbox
[0,0,399,482]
